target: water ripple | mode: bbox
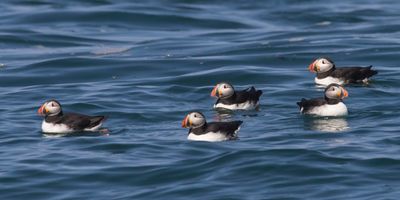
[1,0,400,199]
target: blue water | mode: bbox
[1,0,400,199]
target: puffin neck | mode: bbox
[324,96,342,105]
[220,92,236,101]
[190,122,207,132]
[317,66,336,79]
[45,111,63,123]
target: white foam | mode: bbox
[288,37,304,42]
[316,21,332,26]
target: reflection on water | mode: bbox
[213,109,259,122]
[315,84,327,90]
[42,133,67,138]
[304,117,349,133]
[213,111,235,122]
[42,130,110,138]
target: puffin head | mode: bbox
[38,100,62,117]
[324,84,348,100]
[210,82,234,99]
[181,112,206,128]
[309,57,334,73]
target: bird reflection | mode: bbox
[42,129,110,138]
[213,108,259,122]
[304,117,349,132]
[213,110,235,122]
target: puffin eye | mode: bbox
[194,114,197,118]
[51,103,55,107]
[223,85,227,89]
[322,60,325,64]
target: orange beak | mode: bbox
[211,84,219,97]
[181,115,191,128]
[308,60,318,73]
[341,87,349,98]
[37,104,47,116]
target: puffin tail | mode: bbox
[296,98,306,108]
[249,86,263,100]
[232,120,243,139]
[296,99,306,113]
[366,65,378,77]
[88,116,106,128]
[256,89,263,98]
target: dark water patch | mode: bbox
[5,10,252,30]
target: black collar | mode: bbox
[324,96,342,105]
[216,92,236,104]
[189,122,208,135]
[45,111,63,123]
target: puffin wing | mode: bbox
[333,66,378,82]
[233,90,250,104]
[206,121,243,137]
[62,113,105,130]
[297,98,327,113]
[235,87,263,103]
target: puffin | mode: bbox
[181,112,242,142]
[210,82,262,110]
[308,57,378,85]
[37,100,106,134]
[297,83,349,117]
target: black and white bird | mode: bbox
[181,112,242,142]
[210,82,262,110]
[37,100,106,134]
[308,57,378,86]
[297,84,349,117]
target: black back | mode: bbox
[45,112,105,131]
[317,66,378,83]
[216,87,262,105]
[189,121,243,139]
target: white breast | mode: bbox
[41,120,103,133]
[41,120,75,134]
[187,127,240,142]
[305,102,348,117]
[214,101,258,110]
[315,76,344,86]
[187,132,229,142]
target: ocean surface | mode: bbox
[1,0,400,199]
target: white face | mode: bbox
[182,112,206,128]
[211,82,234,99]
[325,84,348,99]
[38,100,62,116]
[309,58,334,73]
